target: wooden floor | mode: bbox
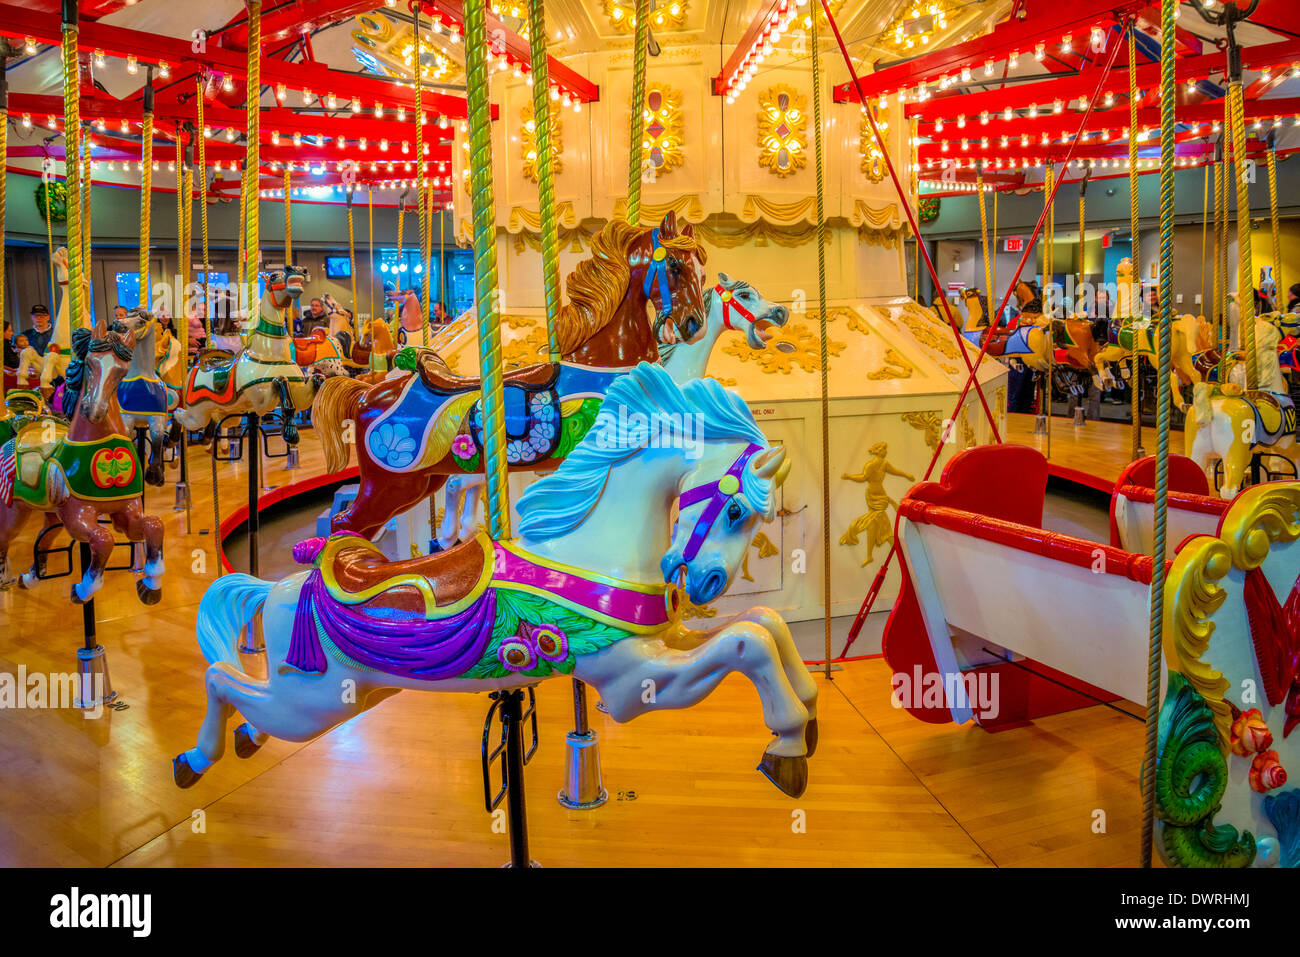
[0,418,1164,867]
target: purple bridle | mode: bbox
[677,443,763,562]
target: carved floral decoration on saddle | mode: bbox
[285,534,674,682]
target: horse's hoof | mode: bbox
[757,751,809,799]
[173,754,203,789]
[145,466,165,487]
[71,583,87,604]
[233,723,263,759]
[804,718,818,759]
[283,425,300,445]
[136,580,162,605]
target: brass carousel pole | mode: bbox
[1127,19,1143,460]
[1141,0,1177,870]
[811,0,833,677]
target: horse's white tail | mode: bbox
[196,574,273,666]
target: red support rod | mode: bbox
[818,0,1002,441]
[839,15,1129,658]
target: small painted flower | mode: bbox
[451,433,477,459]
[498,638,536,673]
[371,422,418,468]
[506,439,532,464]
[1250,750,1288,793]
[529,623,568,662]
[1231,708,1273,756]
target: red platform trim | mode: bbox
[898,499,1158,585]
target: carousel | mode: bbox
[0,0,1296,874]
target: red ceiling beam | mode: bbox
[0,2,486,120]
[916,96,1300,142]
[421,0,598,103]
[833,0,1148,103]
[213,0,597,102]
[711,0,793,97]
[7,93,457,145]
[894,38,1300,121]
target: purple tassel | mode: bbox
[293,537,328,566]
[286,571,330,674]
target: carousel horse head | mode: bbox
[706,273,789,349]
[64,323,135,424]
[116,307,155,338]
[961,287,990,328]
[632,211,709,346]
[1015,280,1043,315]
[661,407,788,604]
[516,362,789,606]
[262,263,309,312]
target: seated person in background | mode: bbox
[431,300,449,325]
[296,297,330,337]
[1287,283,1300,314]
[22,304,54,356]
[113,304,129,323]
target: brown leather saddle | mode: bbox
[416,351,558,396]
[196,348,239,372]
[325,533,493,614]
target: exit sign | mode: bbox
[1003,236,1024,253]
[1102,232,1113,248]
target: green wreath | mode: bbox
[36,180,69,224]
[918,195,940,226]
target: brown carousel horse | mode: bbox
[0,321,165,604]
[314,212,709,538]
[1014,280,1105,374]
[959,284,1052,372]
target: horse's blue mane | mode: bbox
[516,362,772,538]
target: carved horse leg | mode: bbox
[176,579,372,787]
[333,468,447,540]
[670,605,821,757]
[575,617,813,797]
[61,499,117,603]
[0,501,37,588]
[111,500,165,604]
[141,416,168,487]
[273,378,301,445]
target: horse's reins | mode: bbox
[677,443,762,563]
[641,228,700,345]
[716,284,755,332]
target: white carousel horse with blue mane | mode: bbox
[172,263,316,445]
[1186,315,1296,498]
[437,272,789,547]
[174,362,816,798]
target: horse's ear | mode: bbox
[659,210,679,237]
[718,271,731,285]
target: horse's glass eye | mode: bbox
[726,501,743,524]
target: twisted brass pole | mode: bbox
[61,13,84,332]
[626,0,648,225]
[1228,80,1256,389]
[528,0,562,360]
[811,1,832,677]
[465,0,510,540]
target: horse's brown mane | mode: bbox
[553,220,703,355]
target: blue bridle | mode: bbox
[642,228,674,319]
